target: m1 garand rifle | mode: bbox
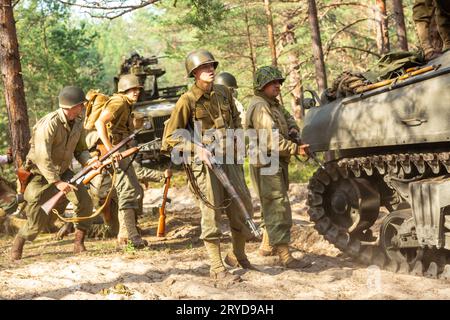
[191,140,262,239]
[289,131,325,170]
[40,130,157,215]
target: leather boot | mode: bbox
[224,232,257,270]
[258,228,276,256]
[73,229,87,254]
[10,235,26,261]
[204,240,241,283]
[276,244,311,269]
[117,209,147,249]
[415,21,441,60]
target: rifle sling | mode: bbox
[183,163,231,210]
[51,166,117,223]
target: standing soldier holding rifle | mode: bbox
[10,86,96,261]
[162,49,256,284]
[246,66,310,269]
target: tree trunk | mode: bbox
[375,0,390,54]
[308,0,327,93]
[264,0,277,66]
[244,8,257,75]
[0,0,31,168]
[280,23,303,120]
[393,0,408,51]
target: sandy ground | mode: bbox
[0,183,449,300]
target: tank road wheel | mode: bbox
[380,209,423,266]
[307,163,380,257]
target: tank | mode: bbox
[116,53,187,163]
[302,51,450,279]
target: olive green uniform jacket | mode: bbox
[162,83,253,241]
[246,92,299,245]
[19,109,92,241]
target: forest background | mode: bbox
[0,0,419,183]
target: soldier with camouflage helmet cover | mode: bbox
[245,66,310,269]
[10,86,98,261]
[162,49,255,284]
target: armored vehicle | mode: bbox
[302,52,450,279]
[116,53,186,163]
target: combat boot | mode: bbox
[117,209,148,249]
[258,228,276,256]
[73,228,87,253]
[276,244,311,269]
[415,21,441,60]
[204,240,242,284]
[10,235,26,261]
[224,232,257,270]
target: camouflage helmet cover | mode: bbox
[58,86,86,109]
[254,66,285,91]
[118,74,143,93]
[215,72,238,89]
[185,49,219,78]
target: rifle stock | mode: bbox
[41,190,66,214]
[157,175,171,237]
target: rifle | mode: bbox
[289,132,325,170]
[40,130,152,215]
[157,168,171,237]
[192,141,262,239]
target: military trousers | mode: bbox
[90,156,143,213]
[413,0,450,48]
[18,171,93,241]
[250,161,292,245]
[189,161,253,241]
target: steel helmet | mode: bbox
[215,72,238,89]
[118,74,144,93]
[254,66,285,91]
[58,86,86,109]
[185,49,219,78]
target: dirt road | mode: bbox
[0,184,449,300]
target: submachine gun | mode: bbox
[41,131,159,215]
[289,131,325,170]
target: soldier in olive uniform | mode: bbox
[10,86,95,261]
[246,66,310,269]
[91,74,148,248]
[162,49,255,283]
[413,0,450,60]
[215,72,245,128]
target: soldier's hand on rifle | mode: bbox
[164,169,172,178]
[86,156,101,169]
[297,144,310,157]
[55,181,78,194]
[195,145,213,168]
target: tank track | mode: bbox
[307,151,450,280]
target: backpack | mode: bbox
[84,89,110,130]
